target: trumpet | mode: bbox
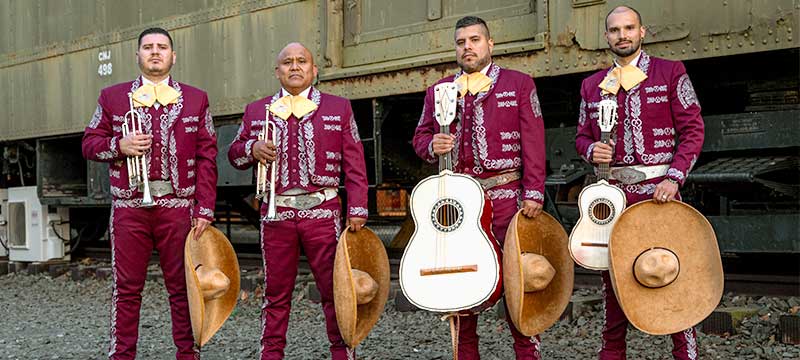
[123,92,155,207]
[256,104,278,220]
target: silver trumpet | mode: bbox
[123,92,155,207]
[256,104,278,220]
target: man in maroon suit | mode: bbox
[228,42,368,360]
[82,28,217,360]
[575,6,704,360]
[412,16,547,360]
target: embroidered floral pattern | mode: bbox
[160,80,184,180]
[262,210,295,222]
[652,127,675,136]
[349,207,368,217]
[654,139,675,148]
[349,113,361,143]
[647,95,668,104]
[110,185,134,198]
[181,116,199,123]
[677,74,699,109]
[530,88,542,117]
[667,168,685,181]
[204,109,216,136]
[326,151,341,160]
[578,99,587,126]
[621,183,657,195]
[502,144,521,152]
[500,131,520,140]
[487,188,520,200]
[645,84,667,93]
[584,143,595,162]
[112,198,192,208]
[684,328,698,360]
[298,208,340,219]
[525,189,544,201]
[97,136,119,160]
[89,104,102,128]
[198,207,214,218]
[324,124,341,131]
[185,126,198,133]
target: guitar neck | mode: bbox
[598,131,611,180]
[438,124,453,172]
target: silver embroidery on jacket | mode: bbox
[578,99,587,126]
[160,80,184,180]
[204,109,216,136]
[112,198,192,208]
[525,190,544,201]
[349,113,361,143]
[667,168,685,181]
[677,74,699,109]
[349,207,368,217]
[530,88,542,117]
[89,104,102,128]
[487,188,520,200]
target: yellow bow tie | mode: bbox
[269,94,318,120]
[598,64,648,95]
[455,71,492,97]
[132,82,181,108]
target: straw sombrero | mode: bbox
[333,227,390,348]
[185,226,241,347]
[609,200,723,335]
[504,210,574,336]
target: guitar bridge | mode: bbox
[580,242,609,247]
[420,265,478,276]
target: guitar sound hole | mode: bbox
[588,199,615,225]
[431,198,464,232]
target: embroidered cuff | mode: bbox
[426,140,437,164]
[195,206,215,221]
[349,206,368,218]
[666,168,686,185]
[524,189,544,203]
[583,143,595,163]
[97,136,120,161]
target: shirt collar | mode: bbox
[281,86,312,98]
[141,75,170,86]
[479,62,492,75]
[614,51,641,68]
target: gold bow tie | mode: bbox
[132,82,181,108]
[599,64,648,95]
[269,94,318,120]
[455,71,492,97]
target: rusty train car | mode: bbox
[0,0,797,260]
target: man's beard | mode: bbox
[610,39,641,58]
[458,55,490,74]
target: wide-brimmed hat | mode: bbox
[333,227,390,348]
[504,210,574,336]
[609,200,723,335]
[185,226,241,347]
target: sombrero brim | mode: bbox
[503,210,574,336]
[609,200,723,335]
[185,226,241,346]
[333,227,390,348]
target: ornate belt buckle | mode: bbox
[294,192,324,210]
[611,167,646,184]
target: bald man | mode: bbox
[575,6,704,360]
[228,43,368,359]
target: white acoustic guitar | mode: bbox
[399,82,502,313]
[569,99,627,271]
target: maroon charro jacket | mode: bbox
[412,63,547,204]
[227,87,369,219]
[576,51,704,197]
[82,76,218,221]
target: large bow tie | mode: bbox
[455,71,492,97]
[598,64,648,95]
[269,94,318,120]
[132,82,181,108]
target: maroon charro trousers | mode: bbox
[456,182,543,360]
[108,201,197,360]
[258,198,354,360]
[598,190,698,360]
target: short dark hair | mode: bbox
[138,27,173,48]
[605,6,643,29]
[455,16,491,38]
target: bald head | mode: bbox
[274,42,318,95]
[605,6,642,29]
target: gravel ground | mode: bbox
[0,271,798,360]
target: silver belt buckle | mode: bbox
[290,192,325,210]
[611,167,646,184]
[138,180,174,197]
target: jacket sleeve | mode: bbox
[341,101,369,220]
[82,91,123,162]
[227,102,259,170]
[518,77,546,204]
[666,61,704,186]
[575,79,598,164]
[193,96,218,222]
[412,86,438,164]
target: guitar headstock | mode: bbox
[433,82,459,126]
[597,99,618,133]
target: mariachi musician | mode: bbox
[227,42,369,360]
[575,6,704,359]
[82,27,217,359]
[412,16,547,360]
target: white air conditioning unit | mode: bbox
[0,188,8,257]
[7,186,69,263]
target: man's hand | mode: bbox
[591,139,615,164]
[653,179,679,204]
[521,200,543,218]
[253,140,277,163]
[192,218,212,241]
[431,134,455,156]
[120,133,152,156]
[347,217,366,232]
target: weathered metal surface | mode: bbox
[701,110,800,152]
[1,0,798,141]
[708,214,800,253]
